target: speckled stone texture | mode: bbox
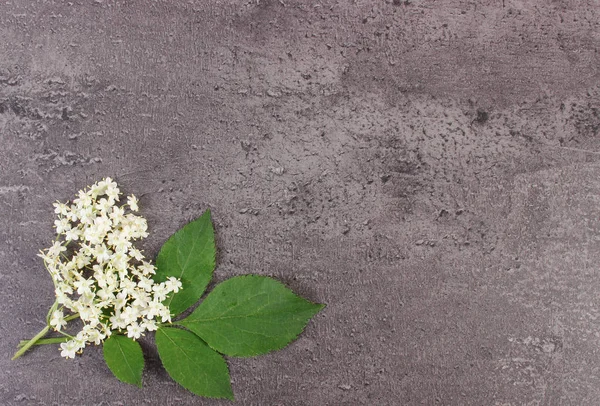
[2,0,600,405]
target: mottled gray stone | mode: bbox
[2,0,600,404]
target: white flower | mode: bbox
[94,215,112,234]
[110,252,128,271]
[158,307,172,323]
[109,206,125,225]
[73,278,94,295]
[152,283,169,302]
[114,291,128,309]
[90,183,107,198]
[165,277,182,293]
[96,288,115,303]
[74,190,92,208]
[82,325,105,345]
[121,306,138,324]
[109,312,128,330]
[137,276,154,292]
[64,228,80,241]
[119,278,137,295]
[143,300,163,320]
[49,310,67,331]
[138,261,156,275]
[48,241,66,257]
[127,195,139,212]
[54,218,71,234]
[73,331,87,349]
[141,319,158,332]
[112,237,131,254]
[38,178,181,359]
[93,244,112,264]
[129,247,144,261]
[95,197,112,213]
[53,202,69,216]
[78,206,94,225]
[60,340,79,359]
[77,300,101,324]
[105,183,120,202]
[126,322,143,340]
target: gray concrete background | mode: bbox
[2,0,600,404]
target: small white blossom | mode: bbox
[54,218,71,234]
[109,312,128,330]
[119,278,137,295]
[54,202,69,216]
[50,310,67,331]
[93,244,112,264]
[165,277,182,293]
[127,195,139,212]
[111,252,128,271]
[109,206,125,225]
[158,307,172,323]
[73,278,94,295]
[95,197,112,213]
[129,247,144,261]
[105,183,120,202]
[78,205,94,225]
[73,331,87,350]
[139,261,156,275]
[144,300,163,320]
[82,325,105,345]
[60,340,79,359]
[137,276,154,292]
[141,319,158,332]
[121,306,138,324]
[114,291,128,309]
[64,228,80,242]
[152,283,169,302]
[126,322,143,340]
[48,241,67,258]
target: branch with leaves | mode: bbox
[13,178,325,400]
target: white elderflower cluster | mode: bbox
[39,178,181,359]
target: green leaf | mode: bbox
[177,275,325,357]
[155,209,216,316]
[156,327,233,400]
[103,335,144,388]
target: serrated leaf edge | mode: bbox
[155,327,234,401]
[155,209,216,315]
[177,275,326,358]
[103,335,144,388]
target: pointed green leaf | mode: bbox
[178,275,325,357]
[156,327,233,400]
[155,210,216,316]
[103,334,144,388]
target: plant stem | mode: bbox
[17,336,70,349]
[65,313,80,322]
[46,300,58,325]
[12,325,50,360]
[13,313,80,355]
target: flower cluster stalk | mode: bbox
[12,326,50,360]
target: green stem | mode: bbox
[17,336,70,349]
[12,312,80,359]
[12,325,50,360]
[46,301,58,325]
[65,313,80,322]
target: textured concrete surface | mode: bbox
[2,0,600,404]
